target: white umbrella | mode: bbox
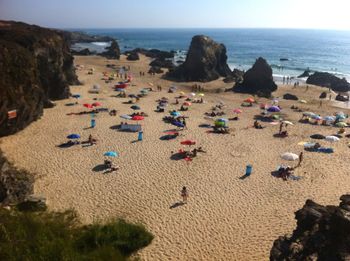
[120,115,132,120]
[281,152,299,161]
[325,136,340,142]
[190,93,196,97]
[282,121,294,126]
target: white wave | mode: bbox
[91,42,109,46]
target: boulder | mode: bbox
[71,48,93,56]
[234,57,277,97]
[101,40,120,59]
[335,94,349,102]
[283,93,299,100]
[148,66,164,74]
[307,72,350,92]
[270,195,350,260]
[126,52,140,61]
[17,195,47,212]
[167,35,232,82]
[223,69,244,83]
[0,20,79,137]
[319,92,327,99]
[298,69,311,78]
[127,48,175,60]
[149,58,174,69]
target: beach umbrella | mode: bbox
[83,103,93,109]
[198,93,205,97]
[190,93,196,97]
[217,118,229,123]
[131,105,140,110]
[172,121,185,128]
[179,91,185,95]
[92,102,102,107]
[244,98,255,103]
[281,152,299,161]
[233,109,242,114]
[310,134,325,140]
[324,116,336,122]
[148,82,154,87]
[282,121,294,126]
[72,94,81,99]
[181,140,196,146]
[67,134,80,139]
[267,106,281,113]
[120,114,132,120]
[183,102,192,106]
[336,111,345,117]
[336,122,348,127]
[336,114,347,120]
[170,111,181,117]
[299,100,307,104]
[104,151,118,157]
[132,115,144,121]
[303,112,316,117]
[311,115,322,121]
[325,136,340,142]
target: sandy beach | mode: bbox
[1,54,350,260]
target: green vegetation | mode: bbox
[0,209,153,261]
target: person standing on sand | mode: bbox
[279,122,284,134]
[181,187,188,203]
[298,152,303,167]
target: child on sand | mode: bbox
[181,187,188,203]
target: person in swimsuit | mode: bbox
[181,187,188,203]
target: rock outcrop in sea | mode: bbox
[0,20,79,136]
[234,57,277,97]
[307,72,350,92]
[167,35,232,82]
[59,30,114,45]
[101,39,121,59]
[270,195,350,260]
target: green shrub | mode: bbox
[0,209,153,261]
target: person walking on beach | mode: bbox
[298,152,303,167]
[181,186,188,203]
[182,118,187,129]
[279,122,284,134]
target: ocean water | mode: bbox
[71,28,350,81]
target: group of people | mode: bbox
[191,84,204,92]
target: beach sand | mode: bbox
[1,54,350,260]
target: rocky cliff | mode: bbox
[270,195,350,261]
[307,72,350,93]
[234,57,277,97]
[167,35,232,82]
[101,40,121,59]
[0,20,78,136]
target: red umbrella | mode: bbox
[83,103,93,109]
[180,140,196,146]
[131,115,144,121]
[233,108,242,114]
[244,98,255,103]
[92,102,102,107]
[183,102,192,106]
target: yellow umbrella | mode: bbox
[180,91,185,95]
[148,82,154,86]
[298,141,307,146]
[198,93,205,97]
[299,100,307,104]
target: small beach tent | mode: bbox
[104,151,118,157]
[325,136,340,142]
[67,134,80,139]
[267,106,281,113]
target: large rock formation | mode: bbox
[101,40,120,59]
[167,35,232,82]
[307,72,350,92]
[0,20,79,136]
[270,195,350,261]
[149,58,175,69]
[234,57,277,97]
[59,30,114,45]
[127,48,175,60]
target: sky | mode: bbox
[1,0,350,30]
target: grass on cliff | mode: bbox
[0,209,153,261]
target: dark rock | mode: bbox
[43,100,56,108]
[101,40,120,59]
[234,57,277,98]
[283,93,298,100]
[59,30,114,45]
[0,150,34,205]
[270,195,350,261]
[126,48,175,60]
[17,195,47,212]
[280,58,289,61]
[224,69,244,83]
[167,35,232,82]
[126,52,140,61]
[319,92,327,99]
[176,60,184,64]
[148,66,164,74]
[298,69,311,78]
[307,72,350,92]
[71,48,94,56]
[0,20,79,136]
[149,58,174,69]
[335,94,349,102]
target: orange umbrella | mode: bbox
[244,98,255,103]
[183,102,192,106]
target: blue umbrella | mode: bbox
[172,121,185,128]
[131,105,140,110]
[67,134,80,139]
[267,106,281,113]
[217,118,228,122]
[170,111,181,117]
[104,151,118,157]
[336,114,347,120]
[72,94,81,99]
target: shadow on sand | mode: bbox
[170,202,185,209]
[92,164,108,172]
